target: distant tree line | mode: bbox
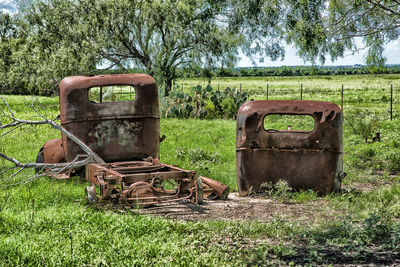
[176,65,400,79]
[4,64,400,96]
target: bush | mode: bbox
[345,109,382,142]
[160,84,247,119]
[386,152,400,174]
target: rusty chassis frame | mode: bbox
[86,158,229,206]
[86,158,204,206]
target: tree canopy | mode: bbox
[0,0,399,94]
[281,0,400,66]
[2,0,245,95]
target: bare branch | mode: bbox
[0,96,15,118]
[0,96,107,187]
[0,152,21,166]
[0,154,92,188]
[365,0,400,15]
[47,120,105,164]
[0,96,104,164]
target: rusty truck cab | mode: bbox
[236,100,344,195]
[60,74,159,163]
[39,74,159,167]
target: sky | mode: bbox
[0,0,16,14]
[237,39,400,67]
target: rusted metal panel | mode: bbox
[59,74,159,162]
[42,138,65,164]
[236,100,343,195]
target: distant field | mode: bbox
[178,74,400,118]
[178,74,400,93]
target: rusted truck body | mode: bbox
[236,100,344,195]
[38,74,228,205]
[59,74,159,163]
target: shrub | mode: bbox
[386,152,400,174]
[345,109,382,142]
[160,84,247,119]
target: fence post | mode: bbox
[300,84,303,100]
[266,83,269,100]
[218,83,220,90]
[391,84,393,120]
[341,84,344,111]
[100,87,103,103]
[240,83,242,93]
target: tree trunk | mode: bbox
[164,78,172,96]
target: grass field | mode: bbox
[179,74,400,93]
[1,74,400,265]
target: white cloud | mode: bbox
[384,39,400,64]
[0,0,17,14]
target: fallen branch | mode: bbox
[0,154,92,187]
[0,96,105,186]
[0,95,104,164]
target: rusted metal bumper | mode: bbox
[86,158,229,206]
[236,100,344,195]
[201,176,230,200]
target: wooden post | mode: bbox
[240,83,242,93]
[391,84,393,120]
[99,87,103,103]
[300,84,303,100]
[266,83,269,100]
[341,84,344,111]
[218,83,220,90]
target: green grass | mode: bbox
[1,74,400,265]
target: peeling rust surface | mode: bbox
[59,74,159,162]
[236,100,343,195]
[86,159,200,206]
[38,74,229,206]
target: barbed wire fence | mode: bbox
[24,81,399,121]
[177,82,398,120]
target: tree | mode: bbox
[227,0,399,68]
[0,12,18,93]
[3,0,399,96]
[15,0,243,95]
[326,0,399,67]
[277,0,399,66]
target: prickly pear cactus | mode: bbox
[160,84,247,119]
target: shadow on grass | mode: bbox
[251,212,400,266]
[280,244,400,266]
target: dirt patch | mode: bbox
[95,181,386,223]
[129,193,336,223]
